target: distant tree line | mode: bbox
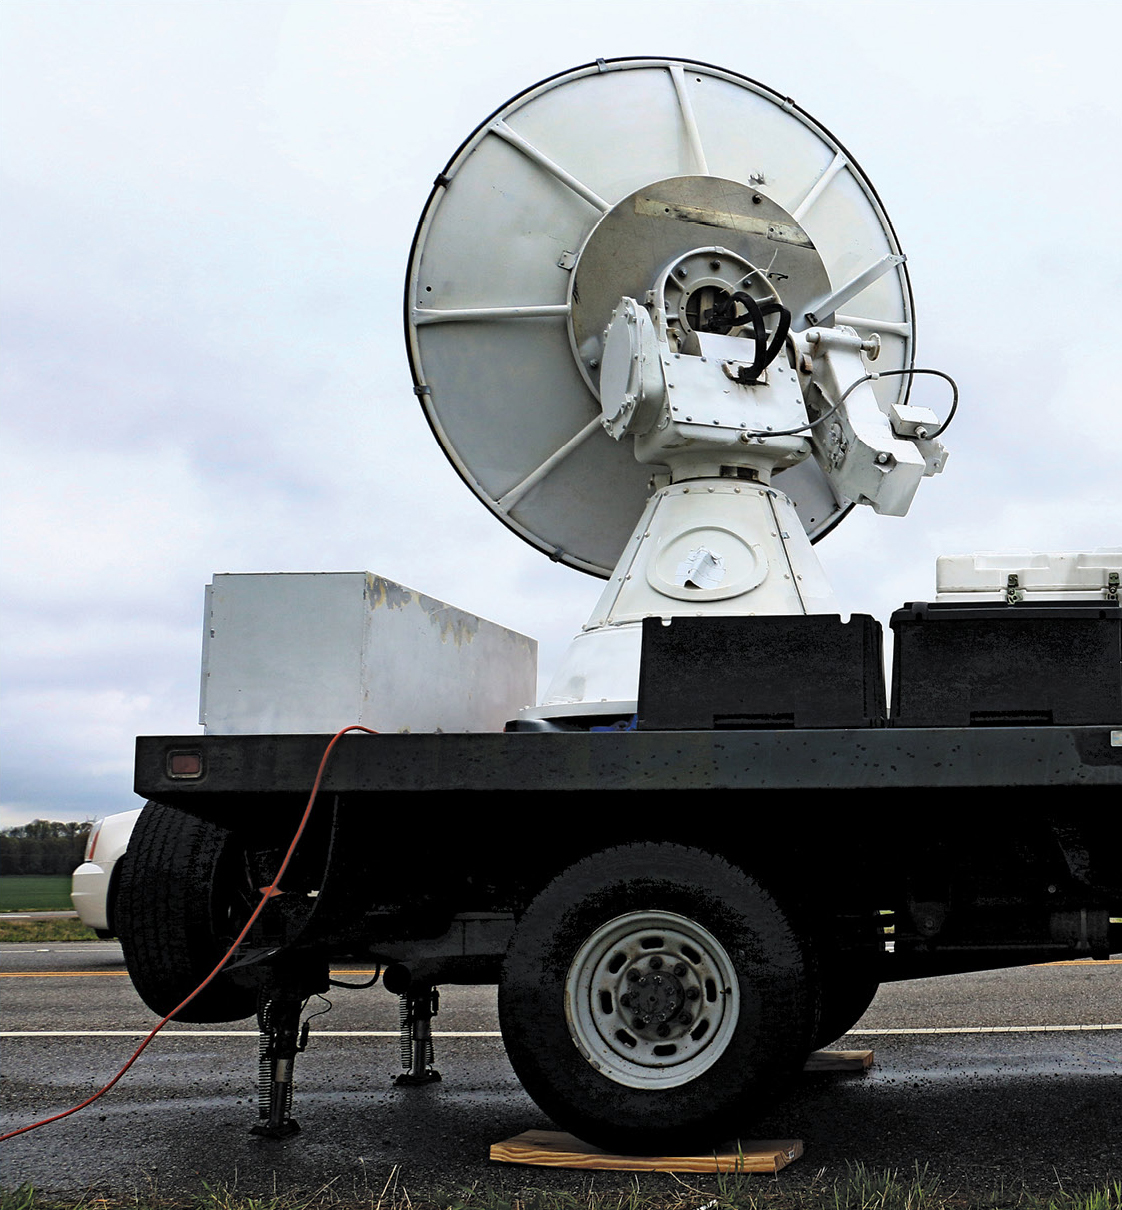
[1,820,92,875]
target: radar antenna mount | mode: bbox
[405,58,948,719]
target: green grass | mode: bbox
[2,1173,1120,1210]
[0,918,98,942]
[0,875,75,912]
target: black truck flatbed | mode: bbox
[136,724,1122,803]
[121,612,1121,1151]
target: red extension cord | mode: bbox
[0,724,378,1142]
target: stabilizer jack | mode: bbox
[394,985,441,1086]
[252,992,308,1138]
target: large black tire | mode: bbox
[809,913,882,1049]
[116,801,257,1023]
[498,843,813,1154]
[811,969,880,1049]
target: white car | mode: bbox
[71,808,142,937]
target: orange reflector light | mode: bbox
[84,821,103,862]
[167,751,203,778]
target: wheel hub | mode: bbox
[565,909,740,1089]
[623,959,694,1034]
[634,969,685,1023]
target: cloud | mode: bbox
[2,1,1119,826]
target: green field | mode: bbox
[0,875,74,912]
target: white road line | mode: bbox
[1,1025,1118,1039]
[0,1030,501,1038]
[847,1024,1122,1035]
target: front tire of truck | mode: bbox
[498,843,811,1155]
[116,801,257,1023]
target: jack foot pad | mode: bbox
[393,1069,442,1086]
[251,1119,301,1139]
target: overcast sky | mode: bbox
[2,1,1119,827]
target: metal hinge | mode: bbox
[1005,573,1024,605]
[1107,572,1119,603]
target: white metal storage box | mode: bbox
[199,573,537,735]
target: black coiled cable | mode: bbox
[701,291,792,383]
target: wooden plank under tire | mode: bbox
[803,1048,874,1071]
[489,1129,803,1173]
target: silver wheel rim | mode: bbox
[564,910,740,1089]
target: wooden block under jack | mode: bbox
[802,1048,875,1072]
[489,1129,802,1173]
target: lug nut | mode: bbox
[649,956,663,970]
[633,1017,648,1030]
[620,993,632,1008]
[678,1012,692,1025]
[627,969,640,982]
[673,963,687,977]
[686,987,700,1001]
[656,1022,671,1038]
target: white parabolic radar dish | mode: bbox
[405,58,915,578]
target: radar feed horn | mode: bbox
[405,58,944,719]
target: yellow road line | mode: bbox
[1033,958,1122,966]
[0,971,130,977]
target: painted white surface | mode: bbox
[201,573,536,733]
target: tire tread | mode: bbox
[117,802,255,1023]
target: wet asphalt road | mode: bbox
[1,942,1119,1201]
